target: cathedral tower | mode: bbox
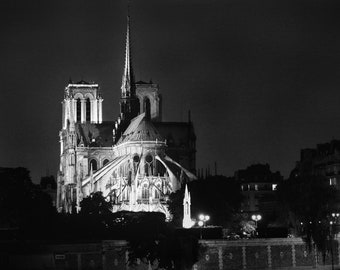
[58,80,104,213]
[62,81,103,129]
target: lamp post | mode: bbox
[332,213,340,219]
[198,214,210,239]
[332,213,340,237]
[330,220,335,270]
[251,214,262,237]
[330,212,339,270]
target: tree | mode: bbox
[40,175,57,189]
[0,167,56,226]
[0,167,57,240]
[123,212,203,270]
[80,191,112,215]
[277,175,338,257]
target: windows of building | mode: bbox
[70,153,75,165]
[133,155,140,163]
[89,159,98,172]
[144,154,153,176]
[76,99,81,122]
[144,97,151,118]
[86,98,91,122]
[330,177,337,186]
[145,154,153,163]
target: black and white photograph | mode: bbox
[1,0,340,269]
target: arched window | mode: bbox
[133,155,140,163]
[76,99,81,122]
[144,98,151,118]
[142,184,149,200]
[70,153,75,165]
[144,154,153,176]
[103,159,109,166]
[89,159,97,171]
[86,98,91,122]
[145,154,153,163]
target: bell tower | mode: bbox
[58,80,103,213]
[62,80,103,129]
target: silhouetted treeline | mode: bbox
[277,174,338,259]
[0,167,56,232]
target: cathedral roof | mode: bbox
[117,113,164,144]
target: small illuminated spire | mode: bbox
[184,184,190,203]
[121,9,134,98]
[183,184,194,228]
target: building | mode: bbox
[235,164,282,217]
[56,15,196,218]
[291,140,340,189]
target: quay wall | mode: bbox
[1,238,339,269]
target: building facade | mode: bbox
[291,140,340,189]
[56,16,196,218]
[235,164,282,217]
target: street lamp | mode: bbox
[251,214,262,237]
[198,214,210,239]
[251,214,262,227]
[332,213,340,219]
[329,219,336,270]
[199,214,210,227]
[330,212,340,238]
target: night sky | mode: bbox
[2,0,340,183]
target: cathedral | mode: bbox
[56,15,196,219]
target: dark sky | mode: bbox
[1,0,340,183]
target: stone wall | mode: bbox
[2,238,340,270]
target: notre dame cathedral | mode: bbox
[56,15,196,219]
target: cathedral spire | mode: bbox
[121,9,134,98]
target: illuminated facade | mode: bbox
[57,15,196,218]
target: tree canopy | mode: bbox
[277,175,338,256]
[80,191,112,215]
[0,167,56,229]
